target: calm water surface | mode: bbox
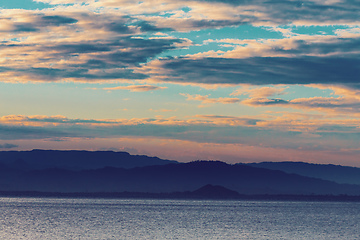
[0,197,359,239]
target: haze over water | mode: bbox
[1,197,359,239]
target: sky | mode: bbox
[0,0,359,166]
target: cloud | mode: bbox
[126,0,360,28]
[0,143,18,149]
[39,15,78,26]
[104,85,167,92]
[196,115,261,126]
[0,115,121,125]
[148,56,360,87]
[240,86,360,115]
[1,2,358,84]
[0,124,75,140]
[180,93,241,106]
[149,109,177,112]
[137,21,174,32]
[231,86,288,98]
[0,9,185,82]
[289,96,360,115]
[208,37,360,59]
[35,0,360,26]
[140,36,360,88]
[242,98,290,106]
[310,84,360,100]
[1,114,360,153]
[0,13,78,33]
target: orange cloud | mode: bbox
[180,93,240,106]
[231,85,288,98]
[103,85,167,92]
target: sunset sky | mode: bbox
[1,0,359,166]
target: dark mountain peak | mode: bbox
[186,160,231,168]
[192,184,240,198]
[193,160,227,164]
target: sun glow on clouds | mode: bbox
[0,0,359,165]
[103,85,167,92]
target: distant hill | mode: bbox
[2,160,360,195]
[188,184,241,199]
[0,150,177,171]
[247,162,360,185]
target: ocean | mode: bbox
[0,197,359,239]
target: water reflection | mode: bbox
[0,198,359,239]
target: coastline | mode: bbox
[1,191,360,202]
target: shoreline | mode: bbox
[1,191,360,202]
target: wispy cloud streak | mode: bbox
[104,85,167,92]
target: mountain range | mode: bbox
[1,150,360,196]
[247,162,360,185]
[0,149,177,170]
